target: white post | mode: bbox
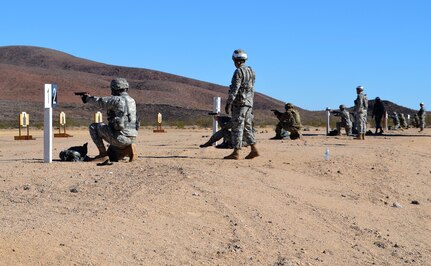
[44,84,53,163]
[212,97,221,137]
[325,107,331,135]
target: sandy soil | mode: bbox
[0,127,430,265]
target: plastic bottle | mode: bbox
[324,147,330,161]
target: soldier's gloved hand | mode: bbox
[225,103,232,115]
[81,94,88,104]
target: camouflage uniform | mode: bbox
[399,113,408,128]
[200,116,233,148]
[335,109,352,136]
[87,90,138,154]
[418,104,426,131]
[390,112,400,129]
[412,114,420,128]
[355,90,367,134]
[274,106,302,139]
[227,64,256,149]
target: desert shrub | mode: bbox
[169,120,185,129]
[34,122,44,130]
[194,117,212,128]
[306,119,326,127]
[0,120,15,129]
[254,118,276,128]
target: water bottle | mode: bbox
[324,147,330,161]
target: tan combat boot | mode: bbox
[245,144,260,159]
[126,144,138,162]
[224,148,240,160]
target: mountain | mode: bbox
[0,46,417,128]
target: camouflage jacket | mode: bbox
[355,92,367,113]
[277,109,302,129]
[339,110,352,126]
[227,65,256,107]
[418,107,426,119]
[87,92,138,137]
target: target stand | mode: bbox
[14,112,35,140]
[153,113,166,133]
[54,112,72,138]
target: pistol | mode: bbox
[74,92,89,96]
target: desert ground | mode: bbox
[0,126,430,265]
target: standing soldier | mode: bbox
[224,49,259,160]
[80,78,139,162]
[371,97,385,134]
[354,85,368,140]
[418,102,426,132]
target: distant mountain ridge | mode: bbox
[0,46,417,127]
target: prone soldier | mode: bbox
[200,113,233,149]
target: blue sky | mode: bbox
[0,0,429,110]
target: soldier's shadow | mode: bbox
[139,155,226,160]
[140,155,191,159]
[372,133,431,137]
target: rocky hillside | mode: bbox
[0,46,417,128]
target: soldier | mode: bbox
[418,102,426,132]
[354,85,368,140]
[80,78,139,162]
[399,113,408,129]
[224,49,259,160]
[200,115,233,149]
[412,113,420,128]
[271,103,302,140]
[332,104,352,136]
[389,111,400,130]
[371,97,385,134]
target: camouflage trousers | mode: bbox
[336,121,352,135]
[89,123,135,154]
[355,112,367,134]
[208,128,232,146]
[230,106,256,149]
[276,122,300,137]
[419,119,426,130]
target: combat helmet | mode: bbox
[339,104,346,110]
[356,85,364,92]
[111,78,129,92]
[232,49,248,62]
[285,103,294,110]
